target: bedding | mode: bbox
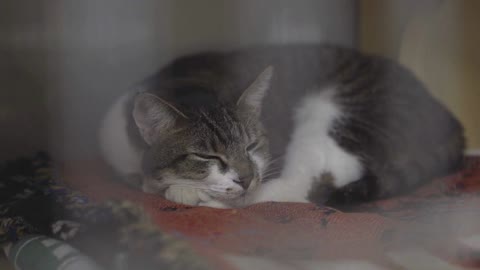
[1,152,480,269]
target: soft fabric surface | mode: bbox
[65,156,480,269]
[2,153,480,269]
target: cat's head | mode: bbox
[132,67,273,205]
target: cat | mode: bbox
[99,44,464,209]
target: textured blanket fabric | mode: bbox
[2,153,480,269]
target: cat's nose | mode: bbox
[233,175,253,189]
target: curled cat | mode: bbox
[99,44,464,208]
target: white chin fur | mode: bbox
[204,165,244,199]
[160,165,244,206]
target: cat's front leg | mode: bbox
[164,185,204,206]
[252,178,310,203]
[164,186,230,208]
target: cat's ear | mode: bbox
[133,93,188,145]
[237,66,274,117]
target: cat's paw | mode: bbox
[252,178,309,203]
[164,186,203,206]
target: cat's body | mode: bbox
[99,44,464,208]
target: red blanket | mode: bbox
[63,157,480,269]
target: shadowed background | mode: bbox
[0,0,355,162]
[2,0,478,163]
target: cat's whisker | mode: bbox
[264,165,281,173]
[264,161,283,169]
[264,165,282,171]
[264,156,284,166]
[262,175,279,179]
[263,168,279,173]
[262,166,282,173]
[261,170,278,177]
[262,167,282,175]
[262,160,284,175]
[261,172,282,179]
[266,157,282,164]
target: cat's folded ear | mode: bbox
[237,66,274,117]
[133,93,188,145]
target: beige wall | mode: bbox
[360,0,480,149]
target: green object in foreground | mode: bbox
[5,235,104,270]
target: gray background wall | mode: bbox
[0,0,356,162]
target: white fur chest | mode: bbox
[254,88,364,203]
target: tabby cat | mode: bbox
[99,44,464,208]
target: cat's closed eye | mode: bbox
[246,141,260,152]
[189,153,226,164]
